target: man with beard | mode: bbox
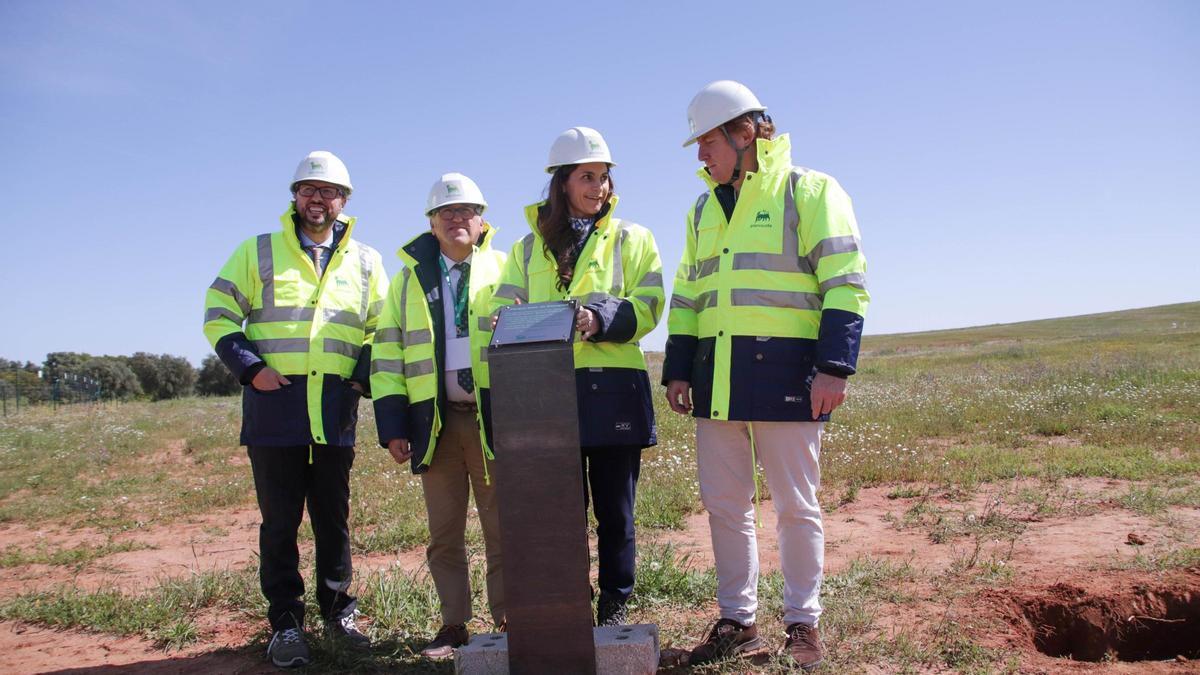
[203,150,388,668]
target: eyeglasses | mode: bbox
[436,205,481,220]
[295,185,345,200]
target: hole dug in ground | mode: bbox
[1015,582,1200,662]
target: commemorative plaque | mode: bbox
[490,300,577,348]
[488,300,597,674]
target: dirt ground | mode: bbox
[1,477,1197,673]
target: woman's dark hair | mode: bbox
[538,164,615,291]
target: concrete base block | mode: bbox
[455,624,660,675]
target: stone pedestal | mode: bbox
[455,625,660,675]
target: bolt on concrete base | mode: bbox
[455,624,660,675]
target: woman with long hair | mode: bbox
[491,126,664,625]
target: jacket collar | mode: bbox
[397,222,498,269]
[522,195,619,235]
[696,133,794,189]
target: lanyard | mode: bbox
[437,256,469,321]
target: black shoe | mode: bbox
[326,610,370,649]
[596,592,628,626]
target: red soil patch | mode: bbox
[982,570,1200,672]
[2,477,1198,672]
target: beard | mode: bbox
[295,201,337,233]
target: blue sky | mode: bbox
[2,1,1197,366]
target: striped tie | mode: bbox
[308,245,326,278]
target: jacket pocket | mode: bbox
[746,337,816,419]
[576,368,655,448]
[243,382,308,443]
[335,379,362,436]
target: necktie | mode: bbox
[453,262,474,394]
[308,245,327,278]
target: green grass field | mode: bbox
[0,301,1197,672]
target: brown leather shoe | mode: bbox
[688,617,763,665]
[420,623,468,660]
[784,622,823,671]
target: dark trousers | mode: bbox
[581,445,642,602]
[248,444,357,630]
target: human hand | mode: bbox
[665,380,692,415]
[810,371,847,418]
[346,381,364,394]
[251,367,290,392]
[576,308,599,340]
[491,298,522,330]
[386,438,412,464]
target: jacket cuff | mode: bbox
[662,334,698,385]
[373,393,409,447]
[351,344,372,398]
[815,308,865,377]
[586,296,636,343]
[214,332,264,385]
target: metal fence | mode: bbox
[0,366,103,416]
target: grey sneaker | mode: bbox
[326,610,371,649]
[267,626,311,668]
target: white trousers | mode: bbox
[696,418,823,627]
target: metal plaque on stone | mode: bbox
[489,300,596,674]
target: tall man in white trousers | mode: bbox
[664,80,870,670]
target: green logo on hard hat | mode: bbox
[446,184,460,194]
[752,210,772,227]
[310,161,324,171]
[589,141,601,152]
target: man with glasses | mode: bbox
[203,150,388,668]
[372,172,507,659]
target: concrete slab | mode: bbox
[455,624,659,675]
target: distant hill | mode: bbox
[643,302,1199,365]
[862,302,1200,355]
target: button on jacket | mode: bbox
[204,206,388,446]
[371,225,506,472]
[491,197,665,448]
[663,134,869,422]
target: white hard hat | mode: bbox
[425,172,488,216]
[292,150,353,194]
[683,80,767,147]
[545,126,616,173]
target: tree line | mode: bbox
[0,352,240,402]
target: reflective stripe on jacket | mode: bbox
[204,206,388,446]
[490,196,664,447]
[371,225,506,472]
[663,133,869,422]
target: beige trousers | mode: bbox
[697,418,824,626]
[420,407,504,626]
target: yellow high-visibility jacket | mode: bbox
[491,196,664,447]
[663,134,869,422]
[204,206,388,446]
[371,225,506,472]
